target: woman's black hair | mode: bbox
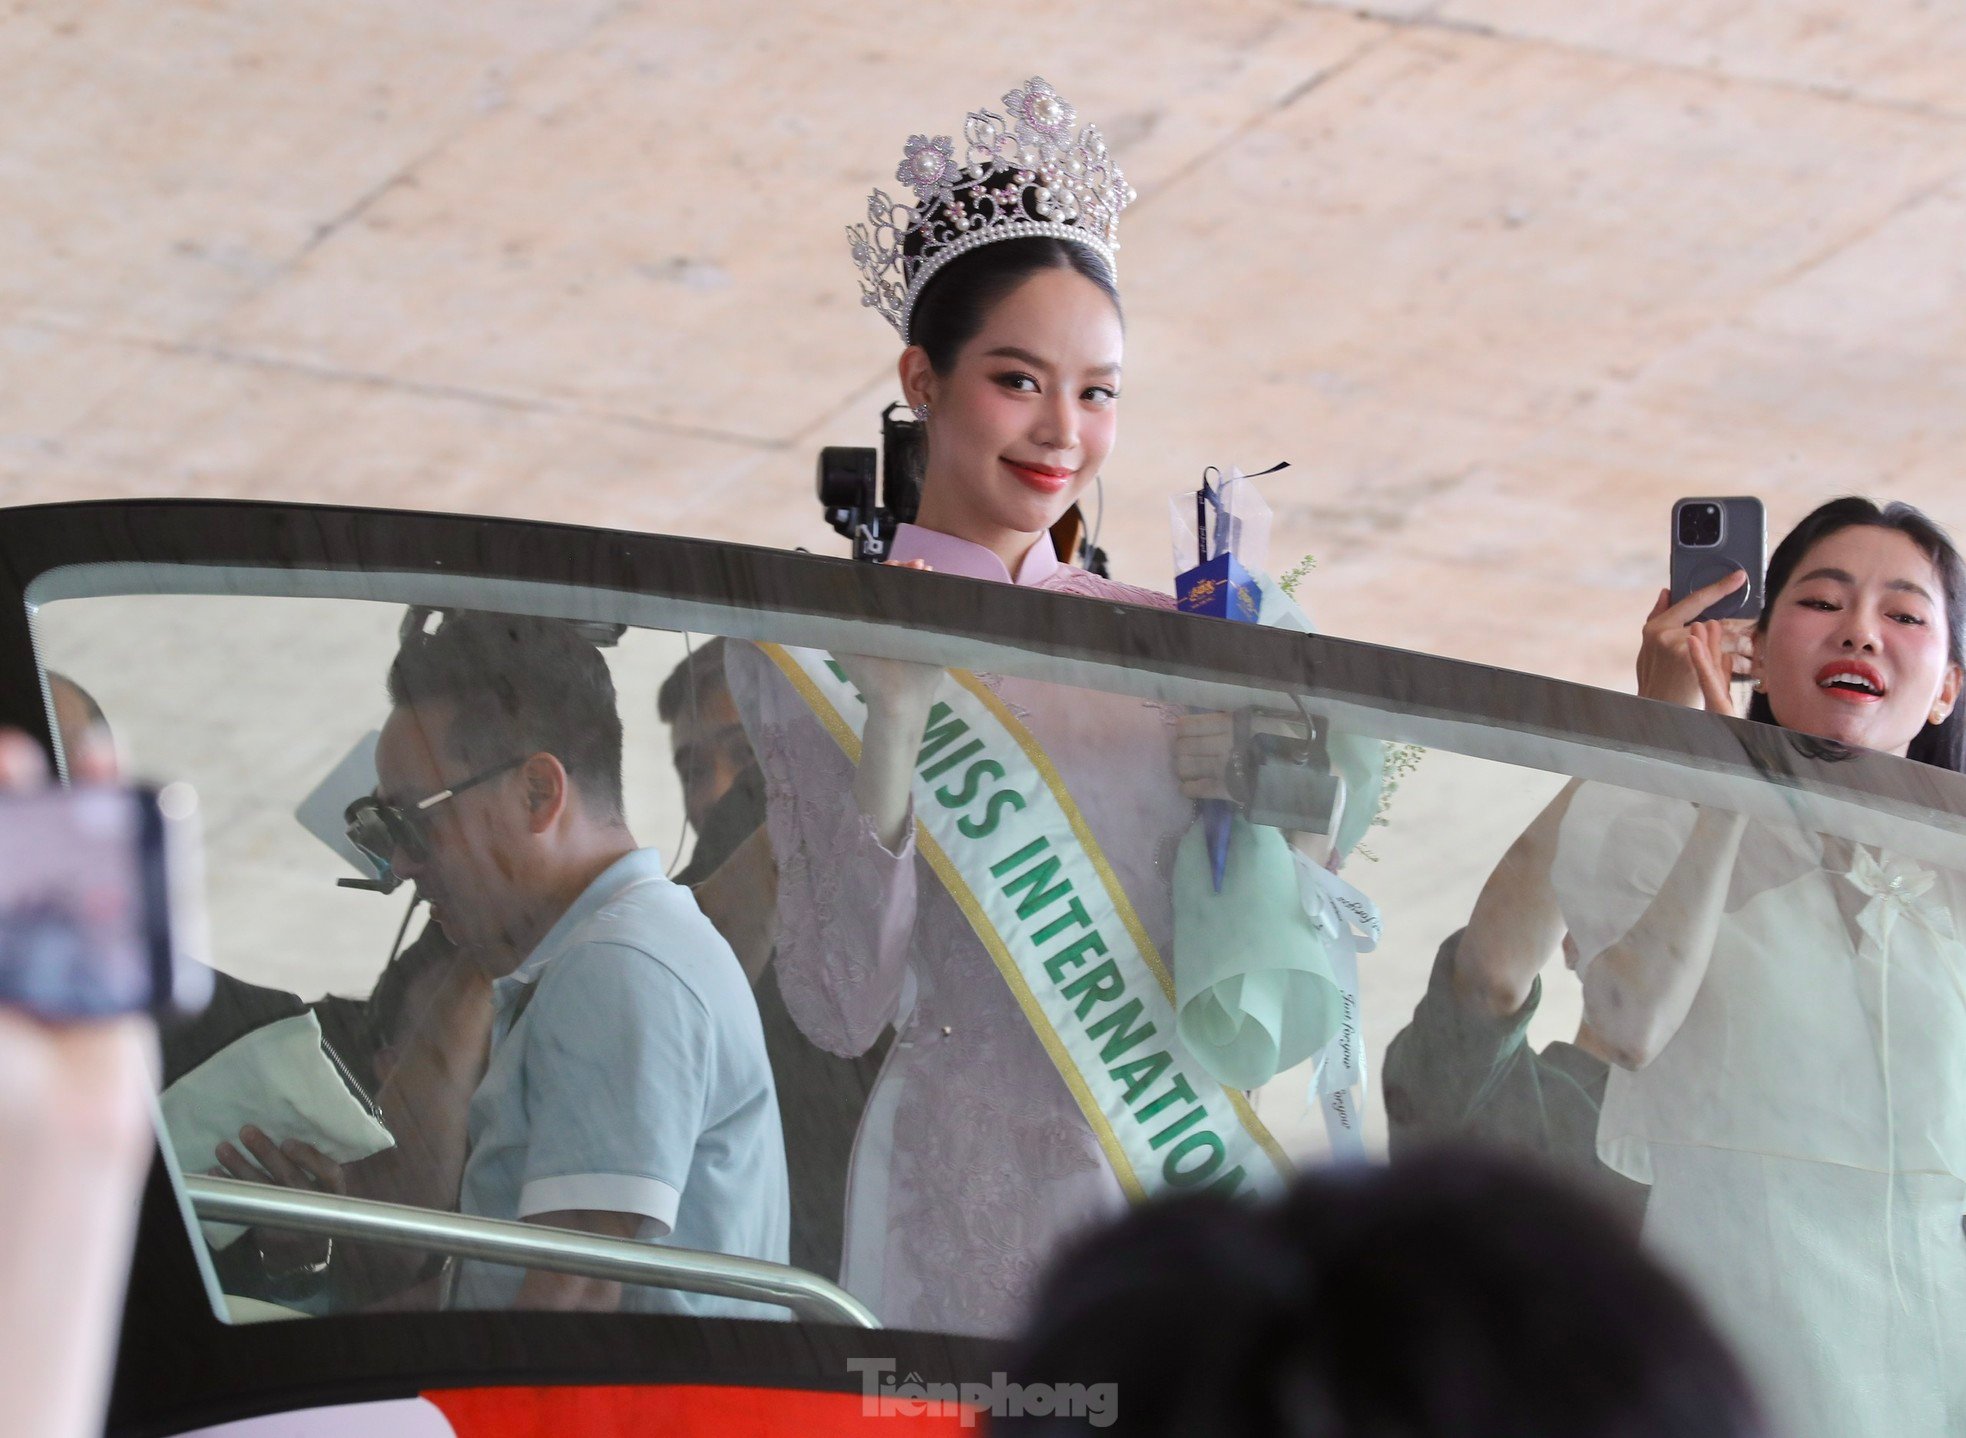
[1746,497,1966,773]
[907,234,1122,375]
[900,164,1124,377]
[1000,1150,1768,1438]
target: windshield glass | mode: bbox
[26,530,1966,1433]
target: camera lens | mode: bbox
[816,446,877,509]
[1678,502,1723,547]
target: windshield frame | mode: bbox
[6,496,1965,1435]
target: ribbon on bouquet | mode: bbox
[1295,856,1382,1158]
[1174,463,1287,890]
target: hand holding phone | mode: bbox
[0,741,209,1020]
[1670,497,1766,622]
[0,727,184,1438]
[1639,571,1761,710]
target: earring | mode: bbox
[911,402,931,422]
[1753,680,1767,693]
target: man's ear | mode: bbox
[519,753,570,834]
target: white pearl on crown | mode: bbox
[855,79,1131,340]
[897,222,1118,345]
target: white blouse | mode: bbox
[1551,782,1966,1182]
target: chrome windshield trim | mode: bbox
[184,1175,880,1329]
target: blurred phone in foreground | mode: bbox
[0,783,211,1019]
[1670,496,1767,623]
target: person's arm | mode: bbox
[1580,806,1747,1069]
[0,1010,157,1438]
[502,942,713,1314]
[351,953,492,1212]
[514,1209,644,1311]
[1452,780,1584,1018]
[726,642,925,1056]
[0,729,157,1438]
[1577,609,1753,1068]
[838,654,942,851]
[693,827,779,986]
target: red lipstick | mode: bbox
[1003,458,1073,495]
[1814,659,1887,703]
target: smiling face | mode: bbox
[903,263,1123,564]
[1755,525,1964,756]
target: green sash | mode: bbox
[763,644,1293,1200]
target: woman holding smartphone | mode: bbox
[727,79,1353,1335]
[1556,498,1966,1438]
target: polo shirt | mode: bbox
[1381,930,1647,1231]
[449,847,789,1315]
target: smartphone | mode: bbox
[0,783,212,1019]
[1670,497,1766,622]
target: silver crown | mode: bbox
[849,77,1136,343]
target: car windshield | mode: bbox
[14,503,1966,1434]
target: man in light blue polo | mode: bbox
[372,611,787,1314]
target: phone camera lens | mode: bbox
[1678,503,1723,547]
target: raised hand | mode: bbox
[835,651,946,720]
[1636,572,1756,708]
[1685,620,1746,717]
[0,726,156,1438]
[1172,712,1236,802]
[836,557,946,719]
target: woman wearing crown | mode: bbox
[726,78,1314,1336]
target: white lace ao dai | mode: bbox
[728,566,1187,1337]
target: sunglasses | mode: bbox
[342,755,525,894]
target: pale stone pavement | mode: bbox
[9,1,1966,1150]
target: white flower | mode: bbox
[896,134,955,197]
[1003,77,1075,144]
[1848,847,1953,948]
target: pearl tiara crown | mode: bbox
[849,77,1136,344]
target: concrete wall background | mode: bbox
[10,2,1966,1154]
[9,1,1965,686]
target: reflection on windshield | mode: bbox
[726,624,1389,1337]
[1554,784,1966,1438]
[28,573,1966,1436]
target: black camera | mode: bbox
[1229,709,1346,836]
[817,403,923,563]
[1677,502,1723,548]
[816,402,1112,574]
